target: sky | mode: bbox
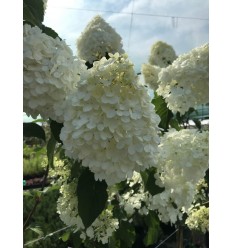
[43,0,209,73]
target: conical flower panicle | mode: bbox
[157,43,209,115]
[142,41,176,90]
[77,15,125,64]
[23,24,86,122]
[148,41,177,68]
[60,53,161,185]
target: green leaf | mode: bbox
[23,122,46,141]
[115,179,128,194]
[23,191,33,198]
[109,233,120,248]
[28,226,44,237]
[41,24,60,39]
[70,160,82,180]
[77,168,108,228]
[176,107,196,123]
[42,184,60,194]
[152,93,173,131]
[50,119,63,143]
[141,168,165,196]
[169,118,181,131]
[116,221,136,247]
[47,135,56,169]
[34,190,43,198]
[143,211,160,246]
[112,203,127,221]
[61,231,70,242]
[23,0,44,27]
[32,118,47,123]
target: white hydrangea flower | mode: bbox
[148,41,177,68]
[118,171,150,216]
[157,43,209,115]
[142,41,176,91]
[128,171,143,188]
[141,64,161,91]
[84,209,119,244]
[185,205,209,233]
[60,53,161,185]
[158,129,209,181]
[148,183,194,224]
[148,129,209,224]
[57,179,84,230]
[77,15,125,64]
[23,24,87,122]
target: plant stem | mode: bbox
[176,225,184,248]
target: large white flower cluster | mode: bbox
[57,179,118,244]
[157,43,209,115]
[118,171,150,216]
[77,15,125,64]
[59,53,161,185]
[185,205,209,233]
[148,41,177,68]
[23,24,86,122]
[141,64,161,91]
[80,209,119,244]
[148,129,209,224]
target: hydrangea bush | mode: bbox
[23,1,209,247]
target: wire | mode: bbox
[48,6,209,21]
[154,228,179,248]
[127,0,135,52]
[24,225,74,246]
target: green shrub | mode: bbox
[24,189,67,248]
[23,144,47,178]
